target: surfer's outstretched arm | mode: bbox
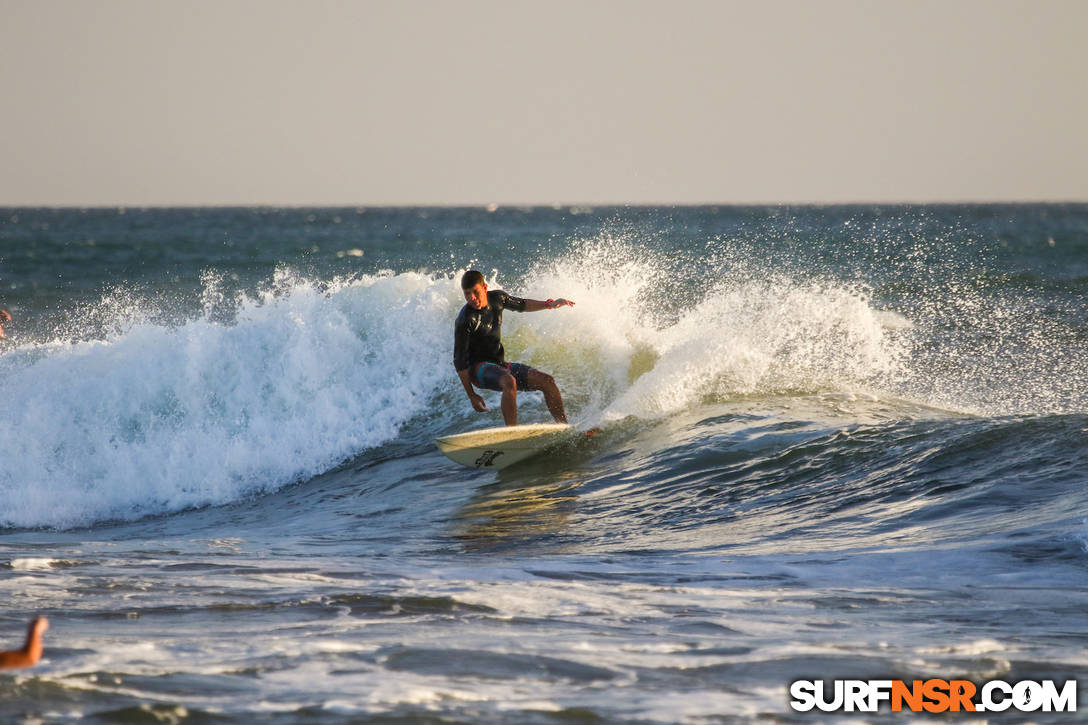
[521,298,575,312]
[0,308,10,339]
[0,617,48,670]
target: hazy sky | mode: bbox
[2,0,1086,205]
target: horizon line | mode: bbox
[3,199,1088,210]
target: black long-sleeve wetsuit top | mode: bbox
[453,290,527,372]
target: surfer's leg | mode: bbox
[474,363,519,426]
[498,372,518,426]
[526,368,567,424]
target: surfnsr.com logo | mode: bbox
[789,679,1077,713]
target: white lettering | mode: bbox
[1041,680,1077,712]
[1013,680,1044,712]
[789,681,817,712]
[845,680,868,712]
[816,680,844,712]
[981,681,1011,712]
[868,680,893,711]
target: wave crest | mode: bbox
[0,270,457,529]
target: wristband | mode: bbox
[546,298,555,309]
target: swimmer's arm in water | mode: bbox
[519,298,575,312]
[0,617,48,670]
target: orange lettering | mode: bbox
[892,680,924,712]
[949,680,976,712]
[922,679,951,713]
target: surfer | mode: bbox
[454,270,574,426]
[0,617,48,670]
[0,308,11,339]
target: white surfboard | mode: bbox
[435,423,574,470]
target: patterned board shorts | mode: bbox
[472,361,537,391]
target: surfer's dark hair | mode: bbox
[461,270,486,289]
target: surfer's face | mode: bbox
[464,282,488,310]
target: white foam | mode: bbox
[9,558,58,570]
[915,639,1006,656]
[0,270,459,529]
[875,309,914,330]
[501,238,907,423]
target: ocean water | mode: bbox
[0,205,1086,723]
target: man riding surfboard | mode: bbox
[453,270,574,426]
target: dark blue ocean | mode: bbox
[1,205,1086,722]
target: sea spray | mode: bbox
[508,236,907,420]
[601,278,903,419]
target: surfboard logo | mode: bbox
[474,450,505,467]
